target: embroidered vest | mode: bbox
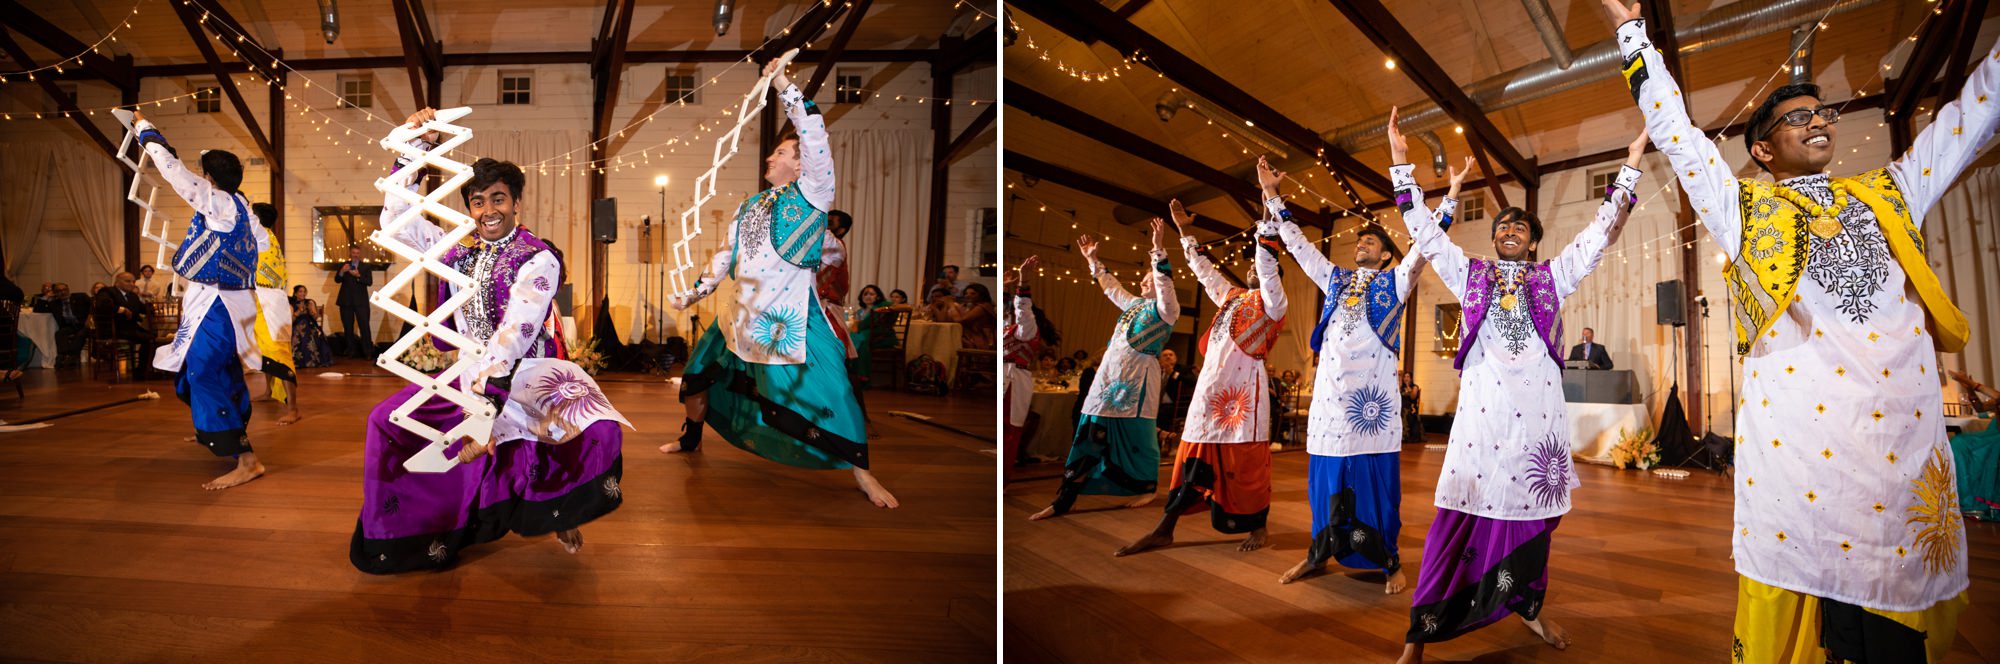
[1116,300,1172,356]
[433,227,560,358]
[1311,266,1405,354]
[254,240,286,290]
[1727,168,1967,354]
[1457,259,1562,370]
[172,196,257,290]
[732,182,826,276]
[1200,289,1283,360]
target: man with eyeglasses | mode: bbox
[1604,2,1993,661]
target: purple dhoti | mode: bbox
[349,382,624,574]
[1405,508,1560,643]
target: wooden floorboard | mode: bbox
[1005,440,2000,663]
[0,360,996,661]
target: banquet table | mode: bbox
[18,311,57,369]
[904,320,963,384]
[1566,401,1651,464]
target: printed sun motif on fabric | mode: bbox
[1489,264,1535,356]
[1420,613,1439,634]
[1350,529,1368,545]
[1344,384,1397,436]
[532,367,611,425]
[1747,224,1787,262]
[1100,378,1142,413]
[1208,383,1255,429]
[1496,569,1515,594]
[1906,445,1964,575]
[603,476,621,500]
[750,305,807,356]
[1523,434,1573,508]
[1789,174,1892,323]
[426,539,448,563]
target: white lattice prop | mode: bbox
[668,48,801,295]
[109,109,182,275]
[367,107,498,474]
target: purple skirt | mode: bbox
[349,382,623,574]
[1406,508,1560,643]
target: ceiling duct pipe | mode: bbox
[712,0,734,37]
[1413,131,1447,176]
[1788,24,1816,85]
[1519,0,1575,69]
[318,0,340,44]
[1157,90,1291,159]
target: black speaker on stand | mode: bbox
[1655,279,1686,327]
[592,197,618,244]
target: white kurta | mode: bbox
[1179,230,1286,444]
[679,83,837,367]
[1399,163,1632,521]
[1005,292,1036,428]
[380,164,564,445]
[137,119,266,374]
[1621,18,1989,612]
[1273,195,1430,457]
[1080,249,1180,420]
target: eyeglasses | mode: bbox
[1760,106,1839,141]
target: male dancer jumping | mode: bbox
[1604,2,1985,659]
[1390,105,1645,662]
[133,110,269,490]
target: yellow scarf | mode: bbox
[1727,168,1966,354]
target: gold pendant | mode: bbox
[1808,213,1843,239]
[1500,293,1519,311]
[1344,295,1361,308]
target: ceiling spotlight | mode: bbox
[713,0,734,37]
[318,0,340,44]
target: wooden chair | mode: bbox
[1278,380,1309,447]
[87,308,144,384]
[151,297,181,346]
[954,348,997,393]
[868,310,913,390]
[0,301,23,400]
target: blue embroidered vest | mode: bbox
[1311,266,1405,354]
[1115,300,1171,356]
[732,182,825,276]
[172,195,257,290]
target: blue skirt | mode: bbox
[176,302,252,457]
[1305,451,1401,573]
[681,297,868,470]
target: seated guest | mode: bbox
[1035,352,1060,380]
[1567,326,1614,370]
[922,286,959,322]
[35,282,91,366]
[1948,369,2000,414]
[93,271,157,359]
[952,283,996,349]
[89,281,108,298]
[291,285,334,369]
[136,265,170,302]
[1054,357,1077,375]
[885,288,913,311]
[30,283,54,310]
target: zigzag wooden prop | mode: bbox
[110,109,182,274]
[668,48,801,295]
[366,107,499,474]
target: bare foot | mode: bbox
[1028,505,1058,520]
[556,528,583,553]
[1385,568,1409,594]
[1237,527,1268,552]
[658,441,684,453]
[1123,493,1156,509]
[202,459,266,490]
[1523,617,1571,650]
[1279,558,1322,584]
[1396,642,1423,664]
[854,468,899,509]
[277,409,303,425]
[1114,530,1172,557]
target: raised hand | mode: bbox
[1600,0,1641,24]
[1010,255,1041,287]
[404,108,441,143]
[1077,234,1100,262]
[764,58,792,91]
[1625,128,1651,168]
[1255,156,1284,197]
[1447,156,1476,199]
[1150,217,1167,252]
[1167,198,1193,235]
[1386,106,1409,165]
[131,109,146,124]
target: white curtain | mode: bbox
[1,143,56,279]
[52,147,124,277]
[1926,162,2000,390]
[829,128,930,299]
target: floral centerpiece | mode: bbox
[1608,427,1660,470]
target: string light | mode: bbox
[0,0,147,81]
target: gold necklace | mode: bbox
[1341,269,1372,309]
[1494,265,1523,312]
[1770,179,1849,239]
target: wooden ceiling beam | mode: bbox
[1005,149,1240,238]
[0,30,117,158]
[803,0,872,99]
[944,103,996,166]
[0,0,134,86]
[169,0,275,162]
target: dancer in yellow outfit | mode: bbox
[250,202,302,425]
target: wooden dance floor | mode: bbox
[0,361,995,661]
[1005,440,2000,662]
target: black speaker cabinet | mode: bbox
[1656,279,1686,327]
[592,197,617,243]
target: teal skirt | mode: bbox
[1062,414,1161,496]
[1952,424,1999,520]
[682,297,868,470]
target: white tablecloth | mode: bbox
[18,311,56,369]
[904,320,963,382]
[1566,402,1651,464]
[1024,389,1080,459]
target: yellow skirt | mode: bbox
[252,295,294,403]
[1734,576,1967,663]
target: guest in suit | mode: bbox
[36,282,91,366]
[333,246,376,358]
[1566,327,1613,370]
[94,270,158,361]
